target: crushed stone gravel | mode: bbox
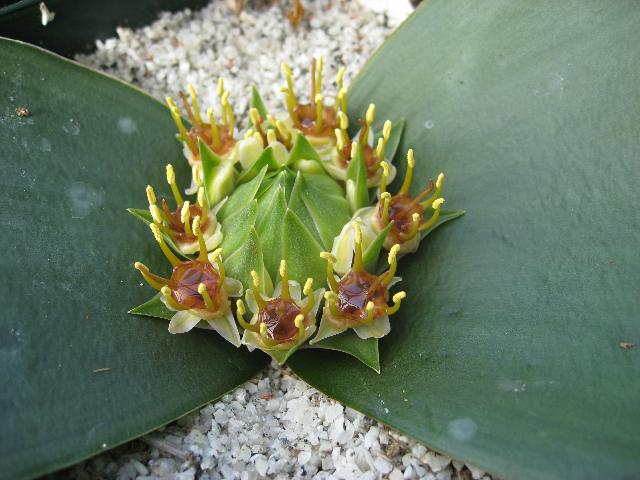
[68,1,493,478]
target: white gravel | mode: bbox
[70,1,493,478]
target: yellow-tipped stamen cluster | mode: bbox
[321,224,406,326]
[240,261,314,346]
[360,104,376,146]
[375,149,447,244]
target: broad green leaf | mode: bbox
[345,143,369,213]
[287,172,324,247]
[0,38,268,480]
[250,85,269,121]
[282,209,326,286]
[308,331,380,374]
[223,227,269,293]
[288,133,325,171]
[220,200,258,257]
[128,295,173,320]
[237,146,277,185]
[255,187,287,279]
[289,2,640,480]
[217,165,266,221]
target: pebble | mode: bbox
[68,0,494,478]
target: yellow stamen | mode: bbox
[324,291,341,317]
[294,314,305,341]
[365,301,375,323]
[251,270,267,309]
[320,252,339,292]
[210,248,225,281]
[400,213,421,242]
[422,173,445,208]
[315,93,323,133]
[301,278,314,315]
[166,98,195,151]
[282,87,300,126]
[419,198,445,232]
[206,107,221,150]
[236,299,259,332]
[380,244,401,285]
[334,87,346,111]
[279,260,290,299]
[315,56,323,98]
[198,282,215,310]
[275,120,291,144]
[180,200,192,236]
[192,215,207,261]
[146,185,157,206]
[353,223,364,272]
[400,149,415,195]
[335,129,346,152]
[197,187,208,224]
[386,291,406,315]
[380,191,391,225]
[149,204,164,225]
[360,103,375,145]
[383,120,392,143]
[267,129,277,145]
[350,141,358,160]
[166,164,184,205]
[134,262,167,290]
[221,90,235,133]
[217,78,225,98]
[192,165,203,187]
[337,111,348,131]
[259,323,278,346]
[161,286,182,310]
[379,162,390,195]
[250,108,263,132]
[187,84,202,124]
[281,63,296,103]
[336,66,345,92]
[375,138,384,163]
[150,223,181,267]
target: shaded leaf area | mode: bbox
[290,2,640,479]
[219,167,351,290]
[0,38,268,480]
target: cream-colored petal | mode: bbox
[330,219,377,276]
[223,277,244,297]
[168,310,201,334]
[270,141,290,166]
[353,315,390,340]
[310,308,348,344]
[206,309,241,347]
[245,289,259,314]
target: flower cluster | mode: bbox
[130,57,462,367]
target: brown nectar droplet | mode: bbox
[161,200,209,243]
[259,298,303,342]
[378,193,426,242]
[339,142,379,177]
[169,260,224,310]
[188,123,235,158]
[336,270,388,321]
[295,103,337,137]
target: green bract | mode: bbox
[129,58,463,368]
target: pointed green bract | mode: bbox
[220,200,258,256]
[126,208,191,259]
[237,146,277,184]
[217,165,267,221]
[308,331,380,373]
[255,187,288,278]
[345,143,369,213]
[250,85,269,121]
[223,227,270,293]
[282,208,327,286]
[129,294,173,320]
[363,221,393,272]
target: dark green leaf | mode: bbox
[282,208,326,286]
[217,165,267,221]
[0,38,267,480]
[290,2,640,479]
[224,227,270,293]
[220,200,258,257]
[255,187,288,279]
[308,331,380,373]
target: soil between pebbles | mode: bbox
[68,1,493,479]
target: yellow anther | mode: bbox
[236,299,259,332]
[365,104,376,125]
[161,285,182,310]
[251,270,261,288]
[383,120,392,142]
[244,128,255,139]
[360,103,375,145]
[149,204,163,225]
[259,322,269,339]
[146,185,157,205]
[335,87,347,112]
[134,261,167,290]
[380,191,392,225]
[282,87,300,125]
[166,98,194,151]
[303,278,313,296]
[432,197,445,209]
[353,222,364,272]
[365,301,375,323]
[250,108,262,128]
[350,141,358,160]
[198,282,215,310]
[192,165,203,187]
[275,120,291,143]
[217,78,225,98]
[387,291,407,315]
[279,259,290,299]
[180,200,192,236]
[187,84,202,124]
[150,223,180,267]
[320,252,339,292]
[336,66,345,91]
[294,314,305,340]
[206,107,221,150]
[281,62,296,100]
[210,248,225,280]
[401,212,421,242]
[422,173,445,208]
[221,90,235,132]
[166,164,184,205]
[197,187,208,222]
[337,111,349,131]
[301,278,315,315]
[335,129,346,151]
[267,129,277,145]
[315,93,323,132]
[315,56,323,97]
[192,215,208,260]
[380,243,401,286]
[400,149,416,194]
[379,161,390,194]
[253,132,264,147]
[375,138,384,162]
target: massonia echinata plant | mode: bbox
[128,57,464,371]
